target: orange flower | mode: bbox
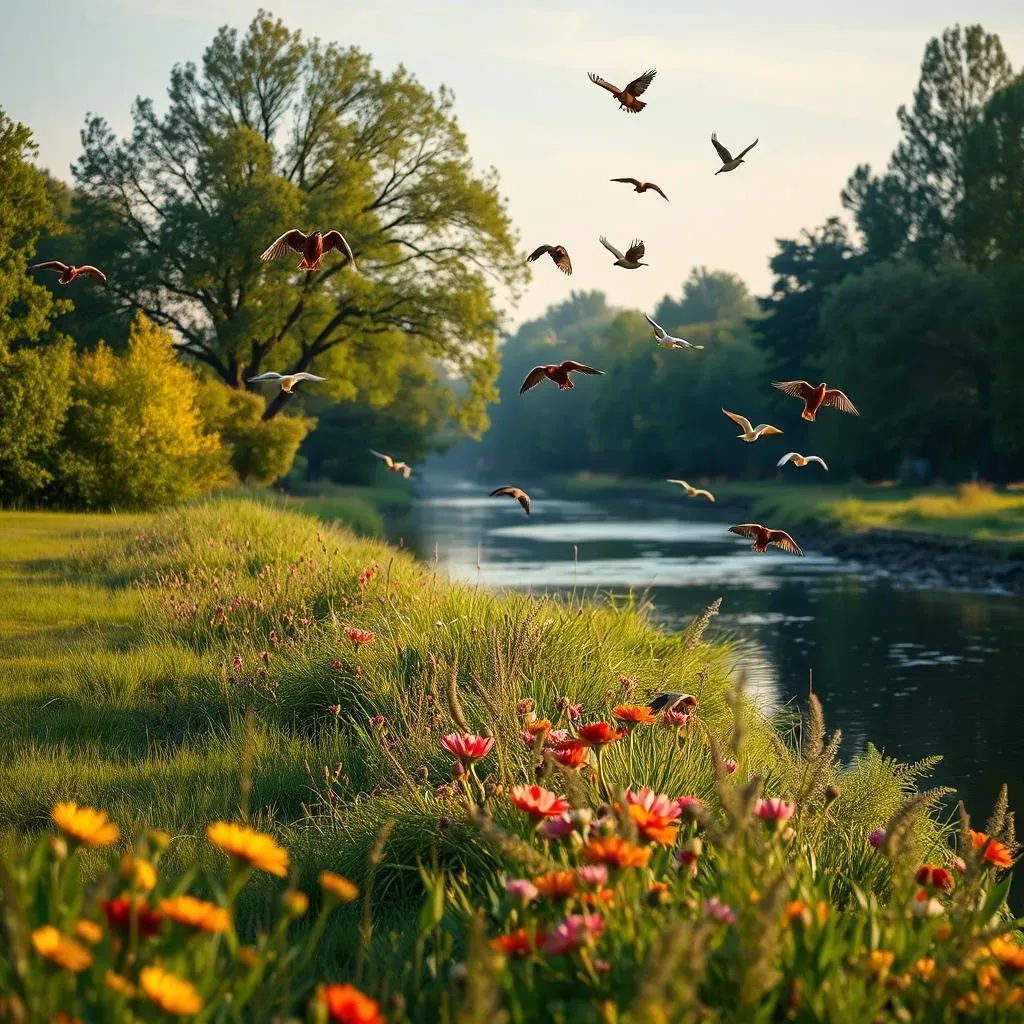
[158,895,231,933]
[581,836,651,869]
[970,830,1014,869]
[321,983,385,1024]
[51,802,119,847]
[73,919,103,945]
[785,901,812,927]
[140,965,203,1015]
[320,871,359,903]
[915,957,936,979]
[491,928,546,956]
[627,804,680,846]
[577,721,626,746]
[509,784,571,819]
[207,821,289,876]
[31,926,92,972]
[533,871,578,899]
[612,704,658,725]
[551,740,589,769]
[991,936,1024,971]
[583,887,616,907]
[979,964,1004,994]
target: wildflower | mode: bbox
[676,836,702,877]
[519,718,552,746]
[440,733,494,765]
[675,796,705,819]
[581,836,651,869]
[120,855,157,891]
[704,898,737,925]
[31,926,92,972]
[948,854,967,873]
[505,878,539,903]
[158,895,231,933]
[785,901,812,928]
[232,654,243,671]
[543,914,606,956]
[979,964,1004,994]
[206,822,289,877]
[369,714,385,727]
[491,928,546,957]
[648,881,671,906]
[627,804,680,846]
[516,698,536,715]
[332,659,342,671]
[867,950,895,977]
[320,872,359,903]
[583,888,615,907]
[576,865,609,888]
[915,864,954,892]
[538,814,577,840]
[915,957,936,979]
[577,721,626,746]
[103,897,162,938]
[624,788,683,820]
[348,628,375,645]
[533,871,578,899]
[140,965,203,1016]
[868,827,887,849]
[970,829,1014,869]
[282,890,309,917]
[73,919,103,945]
[106,970,136,996]
[910,889,945,918]
[51,802,120,847]
[510,784,570,819]
[723,757,738,775]
[662,710,690,726]
[754,797,796,828]
[612,704,658,726]
[567,703,583,720]
[990,935,1024,970]
[551,740,589,769]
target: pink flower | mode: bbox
[723,758,739,775]
[328,704,341,717]
[675,796,704,818]
[947,854,967,874]
[704,897,736,925]
[548,728,569,744]
[868,827,887,849]
[567,703,583,721]
[542,914,605,956]
[576,865,609,888]
[538,814,576,840]
[505,879,538,903]
[755,798,796,827]
[232,654,243,671]
[509,784,570,819]
[331,659,342,671]
[662,710,690,726]
[369,715,385,727]
[440,733,494,764]
[676,836,702,877]
[348,628,375,645]
[624,788,682,821]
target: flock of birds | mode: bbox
[29,67,860,559]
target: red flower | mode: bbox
[577,721,626,747]
[510,784,570,819]
[915,864,954,892]
[321,983,385,1024]
[102,897,162,938]
[491,928,546,956]
[627,804,680,846]
[970,830,1014,869]
[551,741,589,769]
[440,733,494,764]
[347,628,375,646]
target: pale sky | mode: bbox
[1,0,1021,327]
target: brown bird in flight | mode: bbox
[260,229,357,271]
[588,69,657,113]
[527,244,572,275]
[369,449,412,478]
[32,261,107,285]
[711,132,759,174]
[520,361,604,394]
[773,381,859,421]
[611,178,669,201]
[722,409,783,442]
[729,524,804,557]
[490,486,531,516]
[648,692,698,714]
[600,236,647,269]
[667,479,715,502]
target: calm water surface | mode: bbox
[390,476,1024,822]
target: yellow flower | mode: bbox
[158,895,231,934]
[106,970,136,996]
[73,918,103,945]
[206,822,288,877]
[140,965,203,1015]
[120,855,157,891]
[979,964,1004,994]
[31,926,93,972]
[282,890,309,917]
[990,935,1024,971]
[51,802,119,847]
[320,871,359,902]
[915,957,936,979]
[867,949,895,977]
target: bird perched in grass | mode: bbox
[648,692,698,714]
[722,409,783,442]
[259,229,357,271]
[645,314,703,351]
[777,452,829,471]
[667,479,715,501]
[711,132,759,174]
[490,486,531,516]
[520,361,604,394]
[369,449,412,478]
[31,260,107,285]
[587,69,657,113]
[611,178,668,200]
[247,371,327,394]
[526,244,572,275]
[600,236,647,269]
[728,524,803,556]
[772,380,859,421]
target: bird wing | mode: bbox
[736,138,759,160]
[711,133,733,163]
[526,244,553,262]
[322,230,357,268]
[611,177,642,187]
[520,366,549,394]
[76,265,107,282]
[776,452,798,467]
[396,463,412,478]
[32,260,70,273]
[644,313,666,339]
[560,361,604,376]
[550,246,572,275]
[666,479,690,489]
[646,182,669,201]
[369,448,395,468]
[516,491,531,515]
[599,235,625,261]
[806,456,829,470]
[624,239,646,263]
[722,409,753,433]
[260,229,307,262]
[588,73,621,95]
[729,524,763,540]
[625,68,656,96]
[767,530,804,556]
[753,424,784,437]
[490,486,530,514]
[694,489,715,502]
[247,372,284,382]
[821,389,859,415]
[292,372,328,382]
[772,380,816,401]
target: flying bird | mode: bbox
[728,524,804,557]
[611,178,669,201]
[667,479,715,502]
[587,69,657,113]
[489,486,531,516]
[777,452,829,471]
[722,409,783,442]
[645,314,703,351]
[520,361,605,394]
[648,692,698,714]
[711,132,759,174]
[31,261,107,285]
[369,449,412,478]
[247,371,327,394]
[772,380,859,421]
[526,244,572,276]
[259,229,357,271]
[600,236,647,269]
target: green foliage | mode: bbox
[656,266,757,329]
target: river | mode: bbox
[389,475,1024,828]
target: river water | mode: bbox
[390,475,1024,827]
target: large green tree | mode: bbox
[71,10,524,428]
[655,267,756,331]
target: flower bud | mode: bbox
[282,890,309,917]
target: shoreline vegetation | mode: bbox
[1,500,1021,1020]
